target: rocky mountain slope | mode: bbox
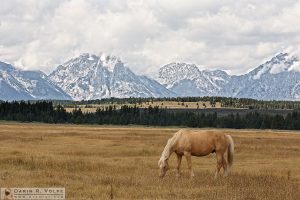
[0,61,71,101]
[221,53,300,100]
[48,53,175,100]
[157,53,300,100]
[158,62,230,97]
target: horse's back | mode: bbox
[182,129,226,141]
[177,130,227,156]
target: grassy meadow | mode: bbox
[64,101,222,113]
[0,122,299,199]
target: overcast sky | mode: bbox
[1,0,300,76]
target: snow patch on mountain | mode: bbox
[253,65,269,80]
[100,54,120,72]
[289,61,300,72]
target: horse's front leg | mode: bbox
[176,154,182,177]
[184,151,194,178]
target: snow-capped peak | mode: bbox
[87,54,96,61]
[157,62,230,96]
[100,54,121,72]
[48,53,174,100]
[253,53,298,79]
[158,62,201,85]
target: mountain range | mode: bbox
[0,61,71,101]
[1,52,300,101]
[158,53,300,100]
[48,53,174,100]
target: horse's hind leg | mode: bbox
[184,151,195,178]
[214,153,223,179]
[176,154,182,177]
[222,156,228,177]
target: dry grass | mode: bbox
[0,122,299,199]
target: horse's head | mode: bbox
[158,158,169,178]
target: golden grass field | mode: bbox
[64,101,222,113]
[0,122,299,199]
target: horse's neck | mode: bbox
[162,149,171,161]
[161,131,183,162]
[161,140,174,160]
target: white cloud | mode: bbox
[0,0,300,76]
[289,61,300,72]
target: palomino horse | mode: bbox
[158,129,234,178]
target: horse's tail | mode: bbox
[226,135,234,169]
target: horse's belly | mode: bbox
[191,151,211,157]
[191,145,214,156]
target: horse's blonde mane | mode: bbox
[158,130,184,167]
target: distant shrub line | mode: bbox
[51,96,300,110]
[1,101,300,130]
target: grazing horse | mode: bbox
[158,129,234,178]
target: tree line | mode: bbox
[1,101,300,130]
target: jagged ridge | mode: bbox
[157,53,300,100]
[49,53,175,100]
